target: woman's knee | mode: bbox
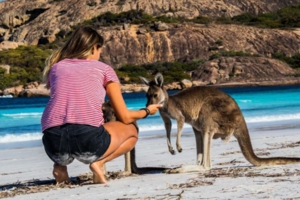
[127,135,138,146]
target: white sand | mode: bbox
[1,128,300,200]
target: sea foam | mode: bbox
[245,113,300,123]
[0,132,42,143]
[2,112,42,119]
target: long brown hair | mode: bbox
[43,26,104,87]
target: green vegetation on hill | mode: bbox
[1,48,299,90]
[0,43,202,88]
[272,52,300,69]
[0,46,51,90]
[74,4,300,29]
[116,60,204,84]
[76,10,183,28]
[209,51,260,60]
[228,4,300,28]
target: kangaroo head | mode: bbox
[102,101,139,132]
[140,73,167,106]
[102,101,117,122]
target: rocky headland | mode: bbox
[0,0,300,97]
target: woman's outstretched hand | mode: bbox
[146,104,163,115]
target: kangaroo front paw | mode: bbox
[170,149,176,155]
[176,143,182,153]
[169,147,176,155]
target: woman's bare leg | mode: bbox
[53,164,71,184]
[90,121,138,184]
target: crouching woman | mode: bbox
[41,26,161,184]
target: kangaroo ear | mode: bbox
[139,76,149,86]
[155,73,164,87]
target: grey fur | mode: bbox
[102,101,168,174]
[140,73,300,173]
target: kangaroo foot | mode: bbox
[118,170,132,176]
[164,165,207,173]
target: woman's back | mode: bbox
[41,58,119,131]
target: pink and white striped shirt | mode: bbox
[41,58,119,131]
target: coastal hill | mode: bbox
[0,0,300,96]
[1,0,300,45]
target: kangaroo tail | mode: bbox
[130,148,169,174]
[234,121,300,166]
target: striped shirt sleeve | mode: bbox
[103,63,120,87]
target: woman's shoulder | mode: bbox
[95,61,114,70]
[56,59,114,71]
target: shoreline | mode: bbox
[1,79,300,98]
[1,119,300,151]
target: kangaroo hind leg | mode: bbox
[202,130,213,170]
[176,117,185,153]
[193,127,204,166]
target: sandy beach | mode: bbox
[1,126,300,200]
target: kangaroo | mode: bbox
[140,73,300,173]
[102,101,168,174]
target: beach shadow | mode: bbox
[0,167,169,190]
[0,173,96,198]
[0,179,56,191]
[0,175,91,191]
[0,177,77,199]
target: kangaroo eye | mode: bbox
[154,94,158,98]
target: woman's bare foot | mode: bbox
[53,164,72,184]
[90,161,108,184]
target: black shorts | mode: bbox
[42,123,111,166]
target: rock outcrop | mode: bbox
[0,0,300,97]
[98,24,300,68]
[1,82,149,97]
[0,1,299,66]
[192,56,299,85]
[1,0,300,45]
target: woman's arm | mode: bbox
[106,82,162,124]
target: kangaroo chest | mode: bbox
[160,107,198,124]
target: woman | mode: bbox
[41,26,161,184]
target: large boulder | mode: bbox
[3,85,24,97]
[192,56,298,85]
[0,41,25,50]
[19,83,50,97]
[180,79,193,89]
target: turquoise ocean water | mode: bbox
[0,85,300,149]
